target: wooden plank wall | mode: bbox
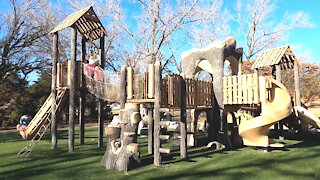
[161,75,212,108]
[223,74,259,105]
[161,77,168,106]
[124,63,213,108]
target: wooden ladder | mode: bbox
[17,89,67,157]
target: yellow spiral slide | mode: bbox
[239,77,292,147]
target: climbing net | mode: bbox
[84,65,120,102]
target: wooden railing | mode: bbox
[162,74,212,108]
[223,74,259,105]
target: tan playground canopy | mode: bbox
[251,45,299,70]
[50,6,107,40]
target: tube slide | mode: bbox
[294,106,320,129]
[239,77,292,147]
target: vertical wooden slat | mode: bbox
[223,77,227,104]
[148,64,155,98]
[177,75,181,107]
[127,67,133,99]
[248,74,253,104]
[259,76,266,109]
[168,76,173,106]
[242,75,247,104]
[232,76,237,104]
[120,66,127,109]
[56,63,62,87]
[253,74,259,104]
[67,60,71,87]
[227,76,232,104]
[237,75,242,104]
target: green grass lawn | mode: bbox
[1,128,320,180]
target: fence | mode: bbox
[125,66,213,108]
[223,74,259,105]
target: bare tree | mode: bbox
[117,0,225,73]
[0,0,53,83]
[235,0,313,61]
[187,1,231,47]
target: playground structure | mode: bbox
[17,6,320,172]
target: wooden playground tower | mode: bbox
[49,6,107,151]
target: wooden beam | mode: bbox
[180,76,187,159]
[127,67,133,99]
[126,99,155,103]
[146,105,153,155]
[120,66,127,109]
[159,135,170,140]
[275,64,281,82]
[159,148,171,154]
[83,13,100,23]
[98,33,105,148]
[51,32,58,149]
[294,60,301,106]
[69,27,77,152]
[79,36,86,145]
[148,64,155,98]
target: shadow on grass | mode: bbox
[0,131,23,143]
[1,129,320,179]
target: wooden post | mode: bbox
[294,60,301,106]
[68,27,77,152]
[180,76,187,158]
[275,64,281,82]
[148,64,155,98]
[51,32,58,149]
[120,66,127,109]
[147,104,153,154]
[275,64,284,140]
[79,36,86,145]
[238,60,242,75]
[192,109,199,147]
[153,60,161,166]
[127,67,133,99]
[56,63,62,87]
[98,35,105,148]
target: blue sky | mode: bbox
[1,0,319,65]
[119,0,320,63]
[120,0,317,64]
[224,0,320,63]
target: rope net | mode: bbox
[84,65,120,102]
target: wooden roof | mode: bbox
[50,6,107,41]
[251,45,299,70]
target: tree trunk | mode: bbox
[101,103,141,172]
